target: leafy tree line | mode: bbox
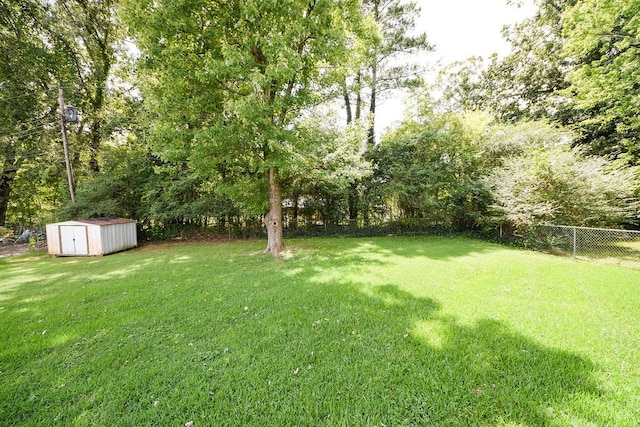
[1,0,121,228]
[1,0,639,253]
[439,0,640,165]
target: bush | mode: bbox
[483,122,639,231]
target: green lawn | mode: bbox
[1,236,639,426]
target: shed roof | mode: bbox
[74,218,135,226]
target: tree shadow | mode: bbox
[0,240,610,425]
[292,282,604,425]
[176,271,605,425]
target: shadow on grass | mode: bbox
[0,238,609,425]
[129,278,602,425]
[298,283,603,426]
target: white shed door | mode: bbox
[60,225,89,255]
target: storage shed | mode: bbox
[46,218,137,256]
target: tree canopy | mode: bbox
[562,0,640,162]
[122,0,369,256]
[1,0,638,249]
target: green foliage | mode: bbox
[0,226,12,238]
[358,0,432,145]
[436,57,488,114]
[287,114,372,226]
[2,237,640,425]
[445,0,639,164]
[57,142,153,221]
[1,0,125,228]
[562,0,640,163]
[124,0,365,170]
[143,166,238,229]
[484,2,573,123]
[5,158,61,230]
[4,0,640,240]
[484,122,640,230]
[437,2,575,123]
[56,138,240,235]
[123,0,370,253]
[371,104,493,229]
[0,0,61,227]
[372,103,639,232]
[47,0,123,172]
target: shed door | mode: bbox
[59,225,89,255]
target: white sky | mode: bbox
[376,0,537,133]
[418,0,537,65]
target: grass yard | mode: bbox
[1,236,639,426]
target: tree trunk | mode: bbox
[343,83,353,125]
[0,148,18,227]
[346,73,362,225]
[292,190,300,230]
[88,83,106,172]
[0,170,14,227]
[355,72,362,121]
[89,119,102,172]
[348,182,359,226]
[367,58,377,147]
[367,1,380,148]
[264,167,285,257]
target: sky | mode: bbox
[418,0,537,65]
[376,0,537,133]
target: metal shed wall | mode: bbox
[98,221,137,255]
[45,222,62,255]
[46,218,137,256]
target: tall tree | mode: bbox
[0,0,59,227]
[561,0,640,163]
[435,57,488,113]
[370,93,492,229]
[287,113,372,228]
[342,0,431,225]
[452,0,639,163]
[48,0,122,172]
[361,0,431,146]
[477,0,576,123]
[124,0,366,257]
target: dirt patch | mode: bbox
[0,243,47,259]
[0,244,30,258]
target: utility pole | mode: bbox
[58,88,76,203]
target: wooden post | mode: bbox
[58,88,76,203]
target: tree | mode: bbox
[0,0,60,227]
[561,0,640,163]
[48,0,123,173]
[287,113,371,228]
[124,0,367,257]
[1,0,126,229]
[452,0,639,163]
[483,121,639,231]
[360,0,431,146]
[58,138,153,222]
[475,1,575,123]
[436,57,488,113]
[341,0,431,225]
[370,91,493,229]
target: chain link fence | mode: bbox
[533,224,640,267]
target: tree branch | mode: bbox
[601,32,640,49]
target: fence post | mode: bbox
[573,226,577,257]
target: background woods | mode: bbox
[1,0,638,249]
